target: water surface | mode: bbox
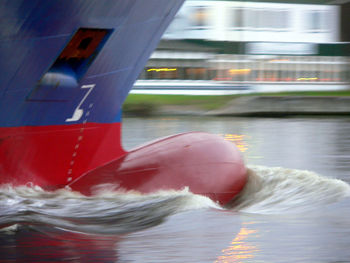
[1,116,350,262]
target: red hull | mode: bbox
[1,124,246,205]
[0,123,125,188]
[70,132,247,205]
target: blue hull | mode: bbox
[0,0,184,127]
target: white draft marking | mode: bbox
[66,103,94,182]
[66,84,95,122]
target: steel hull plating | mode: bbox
[0,0,247,205]
[0,123,124,187]
[70,132,247,205]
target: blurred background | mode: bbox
[134,0,350,94]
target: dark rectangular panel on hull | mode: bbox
[27,28,112,101]
[56,28,111,79]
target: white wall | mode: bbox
[163,0,340,43]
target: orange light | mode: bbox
[228,69,251,75]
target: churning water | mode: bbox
[0,186,217,235]
[1,165,349,236]
[230,165,350,214]
[2,116,350,262]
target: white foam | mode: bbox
[0,184,216,234]
[230,165,350,214]
[1,165,349,234]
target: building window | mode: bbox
[246,9,257,28]
[243,9,289,31]
[231,8,244,28]
[164,14,185,36]
[276,10,289,29]
[307,11,326,32]
[190,7,209,29]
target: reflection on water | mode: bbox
[0,226,120,262]
[2,116,350,262]
[221,134,250,153]
[216,223,259,263]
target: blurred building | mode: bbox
[135,0,350,92]
[164,1,339,42]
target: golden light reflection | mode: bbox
[147,68,177,72]
[220,134,249,153]
[228,69,251,75]
[215,226,259,263]
[297,77,318,81]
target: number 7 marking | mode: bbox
[66,84,95,122]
